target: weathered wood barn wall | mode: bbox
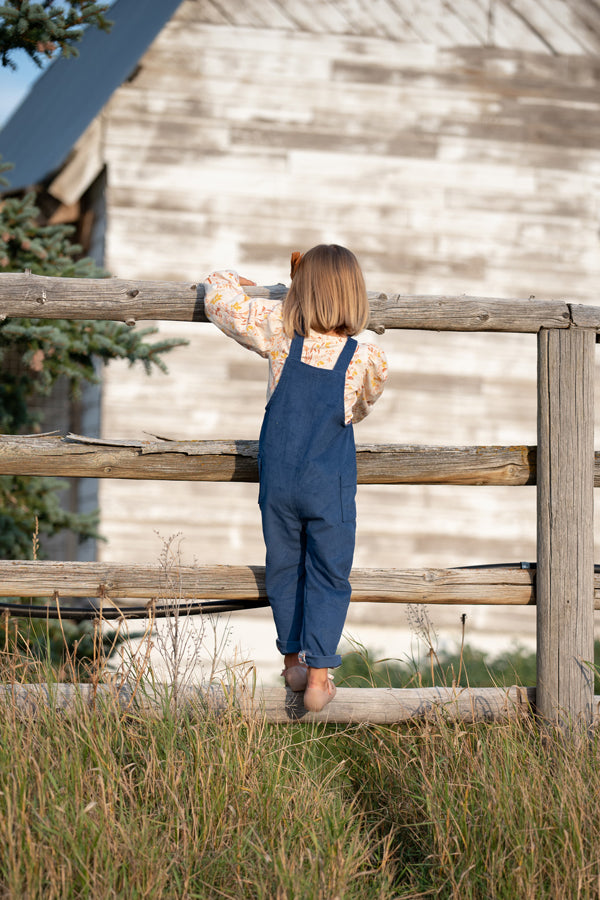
[29,0,600,672]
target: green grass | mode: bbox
[336,638,600,693]
[0,699,395,899]
[334,640,539,689]
[1,626,600,898]
[1,696,600,898]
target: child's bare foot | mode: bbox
[304,667,336,712]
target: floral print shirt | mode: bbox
[203,271,387,424]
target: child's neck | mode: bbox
[314,329,345,337]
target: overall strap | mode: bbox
[333,337,358,373]
[288,334,304,360]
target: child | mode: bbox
[203,245,387,712]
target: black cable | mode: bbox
[457,561,536,570]
[0,598,270,621]
[458,562,600,571]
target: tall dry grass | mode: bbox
[0,692,395,899]
[331,717,600,899]
[2,684,600,898]
[1,592,599,897]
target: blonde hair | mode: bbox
[282,244,369,338]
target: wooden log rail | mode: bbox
[0,560,541,605]
[0,682,540,724]
[0,681,536,724]
[1,271,600,333]
[6,681,600,727]
[3,433,600,486]
[1,560,599,611]
[0,433,542,484]
[8,434,600,487]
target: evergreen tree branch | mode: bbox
[0,0,112,68]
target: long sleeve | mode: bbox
[203,269,388,423]
[347,343,388,424]
[203,270,285,358]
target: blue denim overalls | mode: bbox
[258,333,358,668]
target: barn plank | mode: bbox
[487,2,556,53]
[508,0,594,54]
[170,0,600,56]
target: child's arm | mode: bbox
[203,270,284,358]
[348,344,388,424]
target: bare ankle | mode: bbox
[307,666,329,688]
[284,652,303,669]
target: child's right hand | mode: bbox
[239,276,256,286]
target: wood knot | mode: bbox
[125,318,136,327]
[127,289,139,298]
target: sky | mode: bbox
[1,0,118,128]
[0,55,50,127]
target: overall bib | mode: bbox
[258,333,358,668]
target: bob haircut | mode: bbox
[282,244,369,338]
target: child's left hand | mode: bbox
[239,276,256,286]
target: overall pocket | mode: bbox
[340,479,356,522]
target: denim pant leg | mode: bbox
[301,516,355,668]
[260,497,307,656]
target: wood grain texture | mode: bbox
[0,560,561,606]
[96,19,600,590]
[0,272,578,333]
[0,434,542,485]
[6,434,600,489]
[537,328,595,726]
[3,680,598,726]
[0,682,541,724]
[181,0,600,55]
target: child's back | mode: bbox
[203,244,387,711]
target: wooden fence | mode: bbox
[0,271,598,727]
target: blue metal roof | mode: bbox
[0,0,184,192]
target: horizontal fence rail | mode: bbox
[0,561,540,604]
[2,272,599,333]
[6,681,600,727]
[0,433,544,485]
[0,682,540,724]
[1,560,599,608]
[6,434,600,487]
[9,682,600,726]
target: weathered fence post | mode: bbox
[537,327,595,727]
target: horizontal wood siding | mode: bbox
[88,5,600,657]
